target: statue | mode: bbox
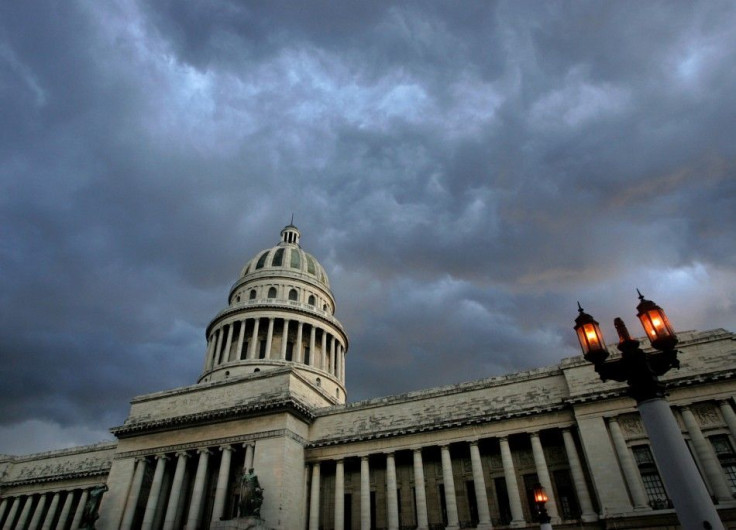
[238,468,264,518]
[79,484,108,529]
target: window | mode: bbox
[290,249,300,268]
[308,295,315,306]
[249,289,256,300]
[259,340,267,359]
[272,248,284,267]
[289,289,298,301]
[711,435,736,492]
[255,252,268,269]
[632,445,670,508]
[306,255,316,274]
[267,287,277,298]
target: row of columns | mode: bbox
[606,399,736,509]
[0,487,92,530]
[119,442,255,530]
[307,428,595,530]
[205,317,346,380]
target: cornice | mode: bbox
[113,428,308,460]
[307,403,568,448]
[2,469,109,488]
[111,397,315,438]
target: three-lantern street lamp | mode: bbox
[532,484,552,530]
[574,291,724,530]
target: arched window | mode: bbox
[308,295,315,306]
[323,304,328,311]
[290,250,301,269]
[289,289,298,301]
[249,289,257,300]
[306,256,316,274]
[254,368,260,373]
[272,248,284,267]
[268,287,277,298]
[255,252,269,269]
[315,377,321,387]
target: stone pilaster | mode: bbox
[334,459,345,530]
[308,462,321,530]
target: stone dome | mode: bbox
[238,224,330,289]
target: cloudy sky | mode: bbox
[2,1,735,455]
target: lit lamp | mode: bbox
[532,483,552,530]
[574,292,724,530]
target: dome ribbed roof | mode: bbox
[239,225,330,288]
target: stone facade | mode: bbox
[1,225,736,529]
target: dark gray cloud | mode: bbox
[1,0,735,454]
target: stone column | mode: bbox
[468,441,493,529]
[440,445,460,529]
[0,499,8,528]
[498,437,525,527]
[412,449,429,530]
[214,328,224,365]
[211,445,234,523]
[296,322,304,362]
[142,455,168,530]
[2,497,19,530]
[320,331,327,371]
[334,459,345,530]
[28,493,47,530]
[607,419,650,509]
[41,492,61,530]
[248,318,260,359]
[330,337,336,375]
[309,326,316,367]
[719,400,736,445]
[244,443,255,471]
[223,324,234,362]
[341,346,346,381]
[385,452,399,530]
[163,452,189,530]
[680,406,732,501]
[236,320,246,360]
[360,456,371,530]
[561,429,596,521]
[281,319,289,359]
[263,318,274,359]
[56,491,75,530]
[204,334,216,370]
[120,458,148,530]
[529,432,561,521]
[308,462,321,530]
[71,489,89,530]
[15,496,34,530]
[187,449,210,529]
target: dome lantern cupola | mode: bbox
[199,224,348,404]
[281,224,300,245]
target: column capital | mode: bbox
[154,453,169,461]
[528,430,541,438]
[219,444,233,452]
[467,439,480,447]
[383,450,395,456]
[175,451,190,458]
[360,454,370,461]
[411,446,424,454]
[242,441,254,449]
[197,447,211,455]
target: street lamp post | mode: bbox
[574,291,724,530]
[532,484,553,530]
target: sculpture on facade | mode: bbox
[238,468,263,517]
[79,484,108,529]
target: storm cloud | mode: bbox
[1,0,735,454]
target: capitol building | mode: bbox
[1,224,735,529]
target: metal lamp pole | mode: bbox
[574,291,724,530]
